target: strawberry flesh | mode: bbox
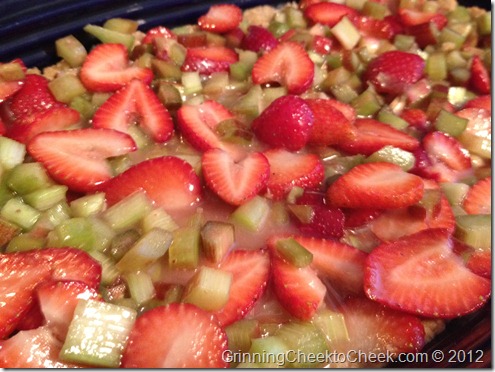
[242,25,279,53]
[181,46,238,75]
[304,2,358,27]
[198,4,243,34]
[463,176,491,215]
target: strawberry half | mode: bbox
[252,95,314,151]
[142,26,176,44]
[252,42,314,95]
[400,107,429,132]
[213,249,270,326]
[28,128,137,193]
[463,95,491,112]
[303,2,358,27]
[292,204,346,240]
[398,8,448,29]
[92,79,174,142]
[202,148,270,206]
[80,43,153,92]
[364,228,491,318]
[181,46,238,75]
[103,156,202,211]
[121,303,228,368]
[197,4,243,34]
[242,25,279,53]
[327,162,424,209]
[363,50,425,95]
[463,176,491,215]
[263,148,324,200]
[469,55,491,95]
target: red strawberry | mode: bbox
[463,95,491,112]
[311,35,333,55]
[466,250,491,279]
[121,304,228,368]
[469,55,491,95]
[463,177,491,215]
[202,148,270,206]
[270,251,326,320]
[213,249,270,326]
[142,26,176,44]
[28,128,137,193]
[0,81,22,103]
[344,208,383,228]
[370,206,428,242]
[80,43,153,92]
[181,46,238,75]
[304,2,358,27]
[355,15,402,40]
[92,79,174,142]
[305,98,356,146]
[336,118,420,155]
[252,95,314,151]
[321,98,356,122]
[364,50,425,95]
[0,326,84,368]
[327,162,424,209]
[198,4,243,34]
[294,236,367,294]
[364,228,491,318]
[252,42,314,94]
[36,281,101,340]
[292,204,346,239]
[177,100,235,152]
[224,27,245,49]
[15,303,44,332]
[7,106,81,144]
[242,25,279,53]
[103,156,202,211]
[400,108,429,132]
[398,8,448,29]
[455,107,491,158]
[263,149,324,200]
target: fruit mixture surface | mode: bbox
[0,0,491,368]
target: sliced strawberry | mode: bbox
[198,4,243,34]
[252,42,314,95]
[355,15,402,40]
[469,55,491,95]
[142,26,176,44]
[28,128,136,193]
[270,251,326,320]
[213,249,270,326]
[252,95,314,151]
[241,25,279,53]
[370,206,428,242]
[7,106,81,144]
[103,156,202,211]
[181,46,238,75]
[177,100,235,152]
[224,27,245,49]
[365,228,491,318]
[36,280,101,340]
[292,204,345,239]
[15,303,44,332]
[304,2,358,27]
[321,98,356,123]
[121,303,228,368]
[463,177,491,215]
[0,326,84,368]
[80,43,153,92]
[336,118,420,156]
[466,250,491,279]
[305,98,356,146]
[311,35,333,55]
[398,8,447,29]
[364,50,425,95]
[344,208,383,228]
[0,81,22,103]
[463,95,491,112]
[294,236,367,295]
[327,162,424,209]
[202,148,270,206]
[455,107,491,158]
[400,108,429,132]
[92,79,174,142]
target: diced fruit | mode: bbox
[92,79,174,142]
[168,224,200,269]
[364,228,491,318]
[181,46,238,75]
[455,214,491,251]
[103,156,202,211]
[469,55,491,95]
[202,148,270,206]
[27,128,136,193]
[102,190,153,232]
[252,42,314,95]
[292,204,346,239]
[275,237,313,268]
[242,26,278,53]
[201,221,234,263]
[455,107,491,159]
[400,108,429,132]
[398,8,447,29]
[464,95,491,112]
[466,250,491,279]
[304,2,358,27]
[121,304,228,368]
[142,26,176,44]
[252,95,314,151]
[463,177,491,215]
[0,136,26,170]
[55,35,87,67]
[198,4,243,34]
[230,195,270,232]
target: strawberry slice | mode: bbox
[0,326,85,368]
[242,25,279,53]
[198,4,243,34]
[469,55,491,95]
[305,98,356,146]
[344,208,383,229]
[355,15,402,40]
[294,236,367,295]
[370,207,428,242]
[121,303,228,368]
[202,148,270,206]
[28,128,137,193]
[303,2,358,27]
[336,118,419,156]
[92,79,174,142]
[463,176,491,215]
[363,50,425,95]
[463,95,491,112]
[7,106,81,144]
[398,8,447,29]
[252,95,314,151]
[0,81,22,103]
[252,42,314,95]
[292,204,346,239]
[177,100,235,152]
[466,250,491,279]
[213,249,270,326]
[80,43,153,92]
[364,228,491,318]
[455,107,491,158]
[142,26,176,44]
[103,156,202,211]
[327,162,424,209]
[181,46,238,75]
[263,148,324,200]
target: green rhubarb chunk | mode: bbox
[377,109,409,130]
[44,201,71,228]
[142,207,179,233]
[440,182,470,206]
[109,229,141,261]
[88,250,119,286]
[70,192,106,217]
[168,225,201,269]
[6,234,44,252]
[331,16,361,50]
[313,309,351,349]
[88,217,116,252]
[7,162,53,195]
[124,271,156,305]
[103,18,139,34]
[24,185,68,211]
[70,95,96,120]
[48,74,87,104]
[454,214,491,250]
[351,87,383,116]
[55,35,87,68]
[54,217,95,251]
[268,21,290,38]
[0,137,26,170]
[230,196,270,232]
[434,109,468,137]
[226,319,259,353]
[426,53,447,81]
[362,1,389,19]
[157,81,182,110]
[84,24,134,51]
[477,12,491,36]
[102,190,153,232]
[0,62,25,81]
[0,197,40,230]
[201,220,235,263]
[248,336,289,368]
[162,284,184,305]
[0,217,22,248]
[152,59,182,81]
[276,237,313,268]
[439,27,466,49]
[60,299,137,368]
[365,146,416,171]
[394,34,416,51]
[182,71,202,95]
